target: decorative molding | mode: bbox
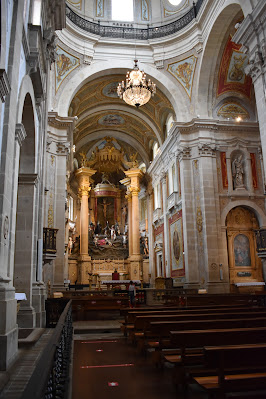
[18,173,39,187]
[15,124,27,147]
[174,119,259,134]
[48,112,77,129]
[0,69,11,102]
[56,141,70,155]
[245,51,264,82]
[154,59,164,70]
[198,143,216,156]
[177,146,191,161]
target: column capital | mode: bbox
[130,186,140,196]
[76,167,96,199]
[124,168,144,180]
[15,123,27,147]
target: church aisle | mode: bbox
[72,335,208,399]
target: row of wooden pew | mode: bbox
[120,303,266,398]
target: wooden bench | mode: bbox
[146,317,266,364]
[128,310,266,342]
[193,344,266,398]
[122,306,266,337]
[166,327,266,387]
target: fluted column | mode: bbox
[75,167,96,282]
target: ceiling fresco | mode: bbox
[69,74,174,165]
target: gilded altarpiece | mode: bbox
[226,207,262,285]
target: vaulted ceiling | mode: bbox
[68,74,174,167]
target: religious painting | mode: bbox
[234,234,251,266]
[217,36,252,99]
[96,0,104,17]
[55,46,79,92]
[167,55,197,99]
[169,210,185,277]
[98,114,124,126]
[67,0,82,9]
[217,103,249,120]
[102,82,120,98]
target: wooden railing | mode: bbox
[21,300,72,399]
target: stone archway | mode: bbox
[14,93,38,328]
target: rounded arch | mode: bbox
[16,76,38,174]
[76,103,163,146]
[76,129,150,166]
[221,201,266,229]
[55,60,189,121]
[196,2,243,118]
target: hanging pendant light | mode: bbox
[117,60,156,108]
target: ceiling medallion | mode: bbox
[117,59,156,108]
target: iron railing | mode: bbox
[21,300,72,399]
[66,0,204,41]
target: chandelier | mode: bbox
[117,60,156,108]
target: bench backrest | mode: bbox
[170,327,266,349]
[148,317,266,336]
[134,311,266,330]
[128,306,265,323]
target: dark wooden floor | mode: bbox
[72,336,208,399]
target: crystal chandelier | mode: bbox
[117,60,156,108]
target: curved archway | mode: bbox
[55,60,189,121]
[196,3,243,118]
[221,200,266,228]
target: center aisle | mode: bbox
[72,332,207,399]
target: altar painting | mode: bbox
[169,211,185,277]
[234,234,251,266]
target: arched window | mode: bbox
[112,0,133,21]
[153,142,159,159]
[32,0,42,25]
[168,0,182,5]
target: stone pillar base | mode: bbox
[68,259,78,283]
[0,285,18,371]
[32,283,46,327]
[78,254,92,284]
[17,306,36,328]
[129,255,143,280]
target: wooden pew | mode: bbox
[145,317,266,364]
[122,306,266,337]
[166,327,266,387]
[193,344,266,398]
[129,310,266,341]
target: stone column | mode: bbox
[147,185,155,286]
[161,173,171,277]
[14,173,39,328]
[120,178,132,255]
[124,169,144,280]
[75,167,96,283]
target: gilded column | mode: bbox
[75,167,96,283]
[127,192,133,256]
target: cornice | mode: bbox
[15,124,27,147]
[173,119,259,134]
[48,112,77,129]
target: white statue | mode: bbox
[232,155,244,188]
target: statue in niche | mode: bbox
[232,155,245,189]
